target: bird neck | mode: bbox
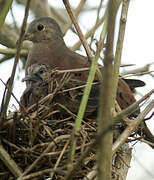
[34,37,67,52]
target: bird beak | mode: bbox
[22,72,44,82]
[22,75,32,82]
[22,74,39,82]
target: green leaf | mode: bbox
[0,0,13,29]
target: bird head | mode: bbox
[22,64,50,83]
[24,17,63,43]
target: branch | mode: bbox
[121,63,154,76]
[16,0,51,17]
[63,0,86,35]
[97,0,118,179]
[17,135,70,179]
[0,24,18,48]
[71,14,106,51]
[113,144,132,180]
[112,100,154,155]
[112,0,130,104]
[63,0,93,61]
[65,88,154,180]
[0,143,22,177]
[113,88,154,123]
[0,0,31,126]
[62,0,103,81]
[0,48,28,56]
[0,0,13,28]
[62,0,103,164]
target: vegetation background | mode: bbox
[0,0,154,179]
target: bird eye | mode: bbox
[39,68,45,74]
[37,24,44,31]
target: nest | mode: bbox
[0,69,128,180]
